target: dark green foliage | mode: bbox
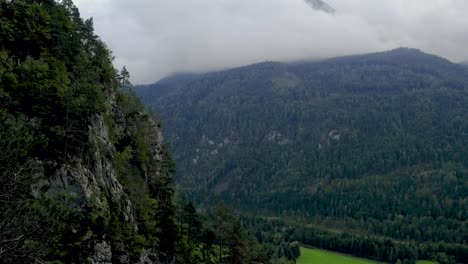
[0,0,108,163]
[197,203,304,264]
[151,145,178,263]
[291,223,467,264]
[3,0,466,262]
[0,105,73,262]
[229,220,246,264]
[172,200,298,264]
[243,216,468,264]
[40,195,94,263]
[199,226,217,263]
[1,2,265,263]
[241,218,300,263]
[0,1,179,262]
[0,0,118,260]
[175,197,203,263]
[110,86,179,262]
[136,48,468,262]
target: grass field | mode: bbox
[296,247,438,264]
[297,247,380,264]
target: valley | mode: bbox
[136,49,468,263]
[1,1,467,263]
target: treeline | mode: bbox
[245,217,467,264]
[292,226,467,264]
[255,163,468,244]
[174,200,300,264]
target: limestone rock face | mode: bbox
[45,92,166,263]
[47,113,135,221]
[89,240,112,264]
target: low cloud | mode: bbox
[304,0,336,14]
[75,0,468,84]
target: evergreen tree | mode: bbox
[229,219,246,264]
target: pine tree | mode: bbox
[229,219,245,264]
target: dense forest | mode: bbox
[0,1,300,263]
[1,1,467,263]
[137,49,468,263]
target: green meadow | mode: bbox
[297,247,437,264]
[297,247,380,264]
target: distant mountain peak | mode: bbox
[316,48,458,69]
[386,47,430,56]
[389,47,422,53]
[381,47,456,64]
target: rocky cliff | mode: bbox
[45,93,168,263]
[0,1,176,262]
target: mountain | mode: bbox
[0,2,307,264]
[0,1,178,263]
[136,48,468,263]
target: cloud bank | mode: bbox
[74,0,468,84]
[304,0,336,14]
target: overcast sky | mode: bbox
[74,0,468,84]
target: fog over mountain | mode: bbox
[74,0,468,84]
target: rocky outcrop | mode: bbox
[44,92,166,263]
[46,113,136,220]
[89,240,112,264]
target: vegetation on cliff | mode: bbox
[0,1,301,263]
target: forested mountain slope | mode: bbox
[0,1,305,263]
[0,1,176,263]
[136,48,468,262]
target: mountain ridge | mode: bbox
[142,48,466,88]
[135,47,468,263]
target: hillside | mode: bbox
[0,1,313,263]
[0,1,181,262]
[136,48,468,263]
